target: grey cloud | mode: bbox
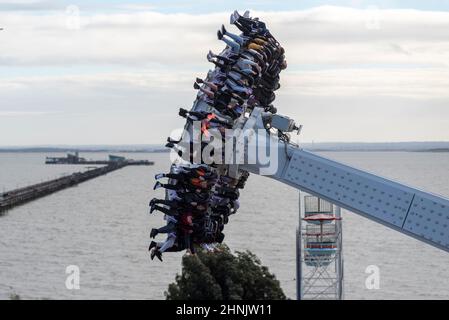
[0,0,61,11]
[1,6,449,144]
[1,7,449,67]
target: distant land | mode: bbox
[0,142,449,153]
[299,141,449,152]
[0,144,169,153]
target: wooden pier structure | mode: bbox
[0,153,153,213]
[45,152,154,166]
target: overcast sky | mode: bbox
[1,0,449,146]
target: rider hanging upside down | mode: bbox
[148,10,287,261]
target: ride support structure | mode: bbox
[296,193,343,300]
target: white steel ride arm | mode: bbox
[237,108,449,253]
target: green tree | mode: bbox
[165,245,286,300]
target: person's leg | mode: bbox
[221,25,245,46]
[213,54,234,65]
[155,199,182,210]
[154,181,183,191]
[229,69,254,85]
[199,87,215,99]
[238,57,258,68]
[159,236,176,253]
[246,48,264,61]
[162,244,183,252]
[210,117,232,128]
[204,81,218,92]
[232,11,254,28]
[194,83,215,99]
[235,67,256,76]
[160,183,177,191]
[239,59,261,74]
[156,222,176,234]
[164,173,184,180]
[236,17,255,30]
[208,59,224,69]
[152,205,178,216]
[225,80,250,94]
[222,107,239,120]
[184,234,192,253]
[188,109,208,120]
[155,172,167,179]
[233,21,251,34]
[151,198,169,206]
[189,238,196,254]
[218,33,241,53]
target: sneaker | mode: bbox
[217,30,223,40]
[155,250,163,262]
[221,24,227,35]
[153,181,162,190]
[193,82,200,90]
[150,228,158,238]
[230,12,237,24]
[154,173,164,180]
[150,248,156,260]
[195,77,203,84]
[149,204,156,214]
[149,198,156,207]
[148,241,157,251]
[231,10,240,24]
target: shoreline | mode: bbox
[0,149,448,153]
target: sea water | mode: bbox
[0,151,448,299]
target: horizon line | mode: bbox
[1,141,449,148]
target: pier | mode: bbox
[45,152,154,166]
[0,153,153,213]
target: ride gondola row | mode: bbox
[148,10,287,261]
